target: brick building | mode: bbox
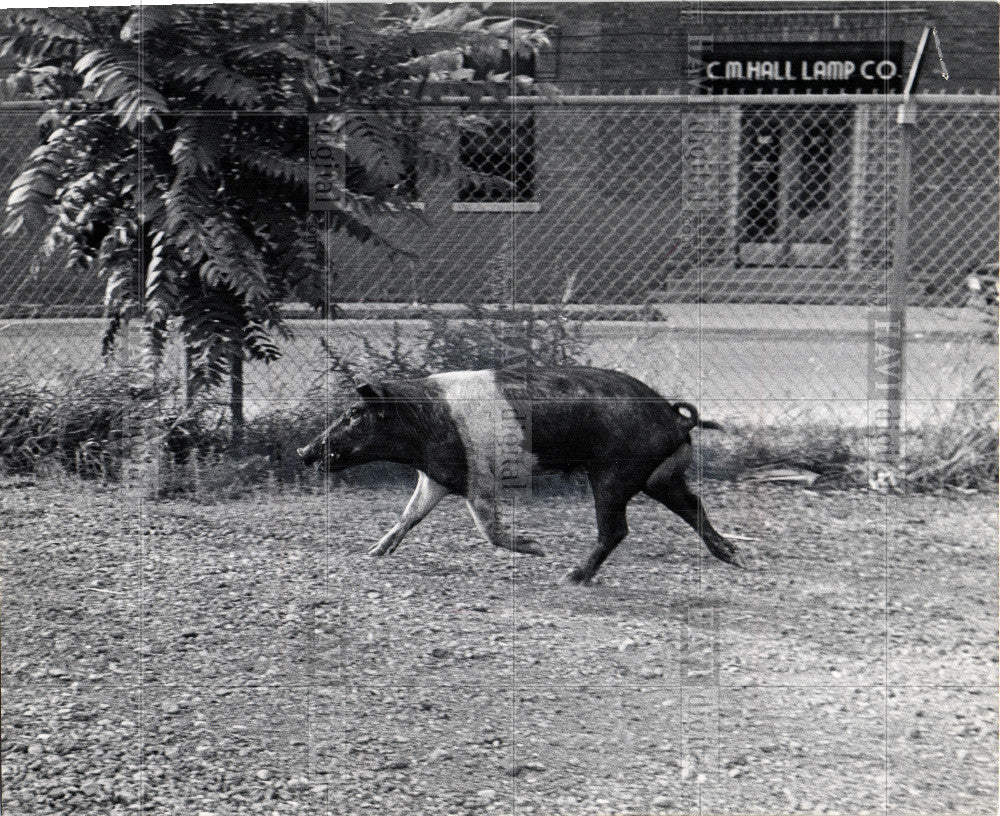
[539,2,997,95]
[322,1,998,308]
[1,3,996,314]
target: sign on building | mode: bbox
[697,41,905,94]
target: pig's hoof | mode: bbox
[368,541,391,556]
[564,566,592,585]
[514,536,546,557]
[710,540,747,569]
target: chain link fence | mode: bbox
[1,94,996,435]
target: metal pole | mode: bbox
[887,112,910,478]
[725,106,741,269]
[867,110,909,491]
[230,349,245,449]
[867,27,929,490]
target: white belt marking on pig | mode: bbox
[429,371,536,494]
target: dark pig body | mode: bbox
[298,367,744,583]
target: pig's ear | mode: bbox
[355,379,387,404]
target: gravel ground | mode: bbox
[2,478,997,815]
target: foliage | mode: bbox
[901,286,998,491]
[716,419,997,492]
[904,349,997,492]
[0,361,173,478]
[318,307,589,388]
[904,419,998,491]
[1,5,553,392]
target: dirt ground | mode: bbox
[1,478,997,815]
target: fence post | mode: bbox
[890,106,912,450]
[179,320,191,410]
[888,107,914,481]
[868,103,912,489]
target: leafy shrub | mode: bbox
[0,362,176,478]
[903,360,998,491]
[904,421,997,491]
[709,418,996,492]
[155,399,414,497]
[320,305,588,389]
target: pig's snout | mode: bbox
[297,444,320,465]
[298,443,344,469]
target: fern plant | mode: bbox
[2,4,552,439]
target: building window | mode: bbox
[453,49,540,213]
[794,114,835,217]
[457,115,535,204]
[740,112,782,242]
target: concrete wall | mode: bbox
[3,309,992,428]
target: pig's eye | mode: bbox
[348,406,365,419]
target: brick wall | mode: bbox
[536,1,998,94]
[324,98,995,309]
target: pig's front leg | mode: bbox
[369,471,450,556]
[465,493,546,556]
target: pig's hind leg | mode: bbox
[565,466,636,584]
[369,471,450,556]
[642,443,745,568]
[466,493,546,556]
